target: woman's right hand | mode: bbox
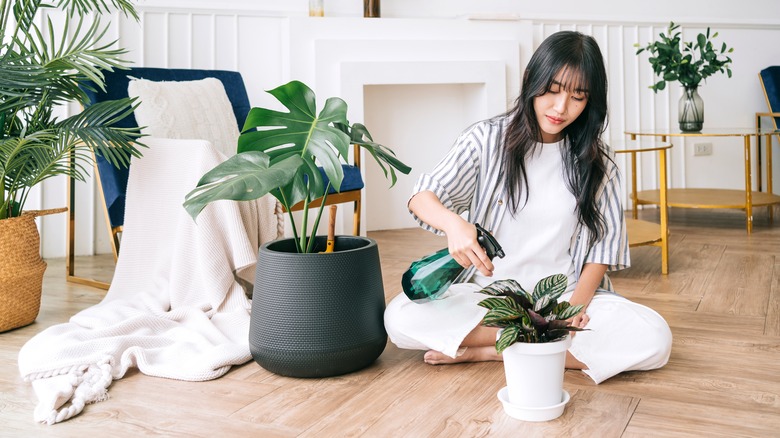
[444,218,494,277]
[408,191,494,276]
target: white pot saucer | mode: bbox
[497,387,570,422]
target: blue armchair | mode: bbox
[69,68,364,288]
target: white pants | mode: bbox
[384,283,672,384]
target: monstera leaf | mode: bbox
[183,80,411,253]
[238,80,351,202]
[183,152,304,219]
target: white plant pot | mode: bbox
[498,334,572,421]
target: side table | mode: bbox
[625,129,780,233]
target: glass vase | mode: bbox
[679,87,704,132]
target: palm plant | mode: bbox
[183,80,411,253]
[478,274,586,353]
[0,0,143,220]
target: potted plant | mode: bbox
[0,0,143,332]
[635,21,734,132]
[183,80,411,377]
[478,274,585,422]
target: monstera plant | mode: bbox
[183,80,411,253]
[478,274,586,353]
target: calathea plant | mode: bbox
[183,80,411,253]
[478,274,586,353]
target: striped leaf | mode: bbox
[477,279,526,296]
[555,302,584,320]
[532,273,568,301]
[477,297,511,311]
[495,326,521,354]
[482,306,521,326]
[533,295,551,313]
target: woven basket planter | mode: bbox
[249,235,387,377]
[0,208,65,332]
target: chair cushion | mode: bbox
[81,68,251,130]
[319,165,364,193]
[128,77,239,158]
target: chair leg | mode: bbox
[353,198,361,236]
[110,227,121,262]
[65,172,111,290]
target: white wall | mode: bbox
[42,0,780,257]
[364,83,490,231]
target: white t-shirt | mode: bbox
[472,140,578,293]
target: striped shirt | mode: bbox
[410,115,630,293]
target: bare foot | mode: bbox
[423,346,502,365]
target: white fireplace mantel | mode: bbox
[282,17,533,234]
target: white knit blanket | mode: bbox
[18,137,280,425]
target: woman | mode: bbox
[384,31,672,384]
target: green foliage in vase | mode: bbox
[478,274,585,353]
[183,80,411,253]
[0,0,144,220]
[635,21,734,92]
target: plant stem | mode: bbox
[305,187,330,253]
[278,190,301,248]
[299,195,311,252]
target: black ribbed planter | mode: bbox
[249,235,387,377]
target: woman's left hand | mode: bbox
[569,312,590,329]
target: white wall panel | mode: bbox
[236,17,286,108]
[142,12,168,66]
[213,15,238,70]
[191,15,215,69]
[167,13,191,68]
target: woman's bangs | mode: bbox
[555,65,590,95]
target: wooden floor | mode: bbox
[2,208,780,437]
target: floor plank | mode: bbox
[698,252,774,316]
[767,260,780,336]
[624,398,780,438]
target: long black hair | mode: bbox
[502,30,610,245]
